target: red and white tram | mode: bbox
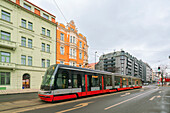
[38,64,142,102]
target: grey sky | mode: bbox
[29,0,170,70]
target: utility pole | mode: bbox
[161,70,163,86]
[95,51,97,69]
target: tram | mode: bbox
[38,64,142,102]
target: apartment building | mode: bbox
[0,0,56,90]
[96,50,152,82]
[56,20,88,68]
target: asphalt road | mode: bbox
[0,85,169,113]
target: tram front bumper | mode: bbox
[38,94,53,102]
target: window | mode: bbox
[42,59,45,67]
[70,36,72,43]
[0,72,10,85]
[69,48,72,56]
[43,14,49,20]
[21,19,26,28]
[47,29,50,37]
[21,55,26,65]
[60,61,64,64]
[92,75,99,87]
[21,37,26,47]
[47,59,50,67]
[24,4,31,10]
[28,56,32,66]
[1,10,10,22]
[60,46,64,55]
[72,74,78,88]
[71,28,74,31]
[0,52,10,63]
[73,36,76,43]
[73,49,76,57]
[1,31,10,41]
[56,70,69,89]
[28,39,32,48]
[60,33,64,41]
[47,44,50,53]
[42,43,45,51]
[106,75,112,86]
[28,22,33,30]
[79,52,82,59]
[79,41,82,48]
[42,27,45,35]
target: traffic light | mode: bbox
[158,67,160,71]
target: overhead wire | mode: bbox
[53,0,68,23]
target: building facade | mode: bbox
[96,50,152,82]
[0,0,56,90]
[56,20,88,68]
[145,63,152,83]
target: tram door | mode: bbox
[120,77,122,88]
[82,75,85,92]
[99,75,105,90]
[99,75,102,90]
[87,75,92,91]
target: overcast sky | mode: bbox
[29,0,170,70]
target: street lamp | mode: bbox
[95,51,97,69]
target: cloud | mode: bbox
[29,0,170,69]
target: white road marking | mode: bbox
[120,93,130,97]
[159,91,161,93]
[3,89,142,113]
[56,102,93,113]
[105,89,158,110]
[149,96,156,101]
[157,95,161,98]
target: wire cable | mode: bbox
[53,0,68,23]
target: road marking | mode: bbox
[165,96,170,98]
[2,89,143,113]
[149,96,156,101]
[121,93,130,97]
[140,90,144,92]
[105,89,158,110]
[159,91,161,93]
[56,102,93,113]
[157,95,161,98]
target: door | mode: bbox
[87,75,92,91]
[120,78,122,88]
[22,74,30,89]
[99,75,102,90]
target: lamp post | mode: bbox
[95,51,97,69]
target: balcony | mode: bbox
[0,62,16,69]
[0,39,16,50]
[104,62,115,66]
[104,59,115,63]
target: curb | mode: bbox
[0,91,38,96]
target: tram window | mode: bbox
[128,78,131,85]
[115,76,120,86]
[106,75,112,86]
[56,70,69,89]
[122,78,126,86]
[72,74,78,88]
[92,74,99,87]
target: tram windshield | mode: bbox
[41,65,56,90]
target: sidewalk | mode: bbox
[0,89,39,95]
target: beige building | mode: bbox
[0,0,56,90]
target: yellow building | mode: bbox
[0,0,56,90]
[56,20,88,68]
